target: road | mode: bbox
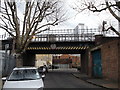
[44,69,105,89]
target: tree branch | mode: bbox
[36,19,58,30]
[103,26,120,36]
[4,2,16,30]
[22,2,29,38]
[87,3,117,12]
[0,0,66,54]
[106,2,120,22]
[35,28,49,35]
[0,25,15,37]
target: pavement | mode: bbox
[0,79,2,90]
[0,74,2,90]
[72,72,119,90]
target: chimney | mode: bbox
[95,34,103,45]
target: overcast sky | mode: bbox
[52,0,118,30]
[0,0,119,35]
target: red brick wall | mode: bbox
[60,54,71,59]
[118,39,120,88]
[88,39,119,81]
[53,54,81,67]
[88,52,93,77]
[101,39,119,81]
[72,56,81,67]
[81,51,89,74]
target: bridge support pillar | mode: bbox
[81,50,89,74]
[23,52,35,66]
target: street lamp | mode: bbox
[5,44,9,54]
[32,36,36,41]
[4,44,9,76]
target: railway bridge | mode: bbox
[1,28,112,73]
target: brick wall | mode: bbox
[118,39,120,88]
[72,56,81,66]
[53,54,81,67]
[59,54,71,59]
[101,39,119,81]
[81,51,89,74]
[89,38,119,81]
[88,51,93,77]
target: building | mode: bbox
[88,35,120,82]
[53,54,81,68]
[35,54,52,67]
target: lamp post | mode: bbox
[0,40,2,89]
[4,44,9,76]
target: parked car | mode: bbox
[2,67,44,89]
[38,65,48,74]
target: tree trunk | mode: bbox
[15,53,23,67]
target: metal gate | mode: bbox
[92,49,102,78]
[54,64,70,69]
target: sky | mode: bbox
[52,0,118,29]
[0,0,119,35]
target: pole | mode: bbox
[0,40,2,89]
[117,11,120,89]
[118,11,120,32]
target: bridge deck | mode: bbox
[32,34,95,42]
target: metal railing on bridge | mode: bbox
[0,28,118,42]
[32,34,95,42]
[32,28,117,42]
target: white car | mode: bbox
[2,67,44,90]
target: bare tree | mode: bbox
[0,0,66,66]
[73,0,120,36]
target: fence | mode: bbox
[0,51,16,77]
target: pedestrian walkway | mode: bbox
[0,79,2,90]
[72,72,119,89]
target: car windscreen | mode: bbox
[8,69,41,81]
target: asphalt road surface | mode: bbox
[44,69,106,89]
